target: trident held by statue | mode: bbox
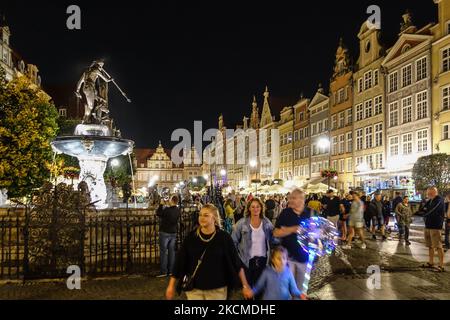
[99,66,132,103]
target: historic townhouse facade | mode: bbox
[431,0,450,154]
[309,86,330,183]
[134,142,184,191]
[329,39,354,193]
[293,97,311,186]
[352,21,386,191]
[382,14,434,188]
[259,87,281,182]
[278,107,294,180]
[0,18,48,98]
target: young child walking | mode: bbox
[250,246,307,300]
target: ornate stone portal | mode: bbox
[51,61,134,209]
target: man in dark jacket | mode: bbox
[156,195,181,277]
[368,193,386,241]
[392,192,403,214]
[421,187,445,272]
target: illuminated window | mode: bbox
[401,64,412,87]
[402,96,412,123]
[416,56,427,81]
[374,96,383,115]
[417,129,428,152]
[402,133,413,155]
[416,91,428,120]
[390,136,399,156]
[389,72,398,93]
[389,102,399,127]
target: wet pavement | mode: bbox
[0,217,449,300]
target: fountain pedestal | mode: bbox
[51,124,134,209]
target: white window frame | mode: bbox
[364,71,373,90]
[443,85,450,111]
[416,90,428,120]
[401,96,412,124]
[401,64,412,87]
[402,133,413,155]
[416,56,427,81]
[389,102,398,127]
[356,129,363,151]
[358,78,363,93]
[442,124,450,141]
[346,158,352,173]
[339,134,345,154]
[374,95,383,115]
[417,129,428,152]
[356,104,363,121]
[443,46,450,73]
[364,99,373,119]
[390,136,399,156]
[373,69,379,86]
[332,114,337,130]
[346,132,353,153]
[339,112,345,128]
[389,72,398,93]
[375,123,383,147]
[365,126,373,149]
[346,108,352,125]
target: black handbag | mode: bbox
[177,248,208,293]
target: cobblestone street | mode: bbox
[0,218,449,300]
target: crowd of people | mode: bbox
[156,186,449,301]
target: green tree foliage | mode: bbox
[412,153,450,193]
[0,68,59,199]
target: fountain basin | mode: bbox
[51,136,134,159]
[51,136,134,209]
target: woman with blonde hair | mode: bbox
[232,198,275,299]
[166,204,249,300]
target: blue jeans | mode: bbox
[159,232,177,275]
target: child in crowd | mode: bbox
[250,246,307,300]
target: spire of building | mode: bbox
[250,95,259,129]
[317,83,324,94]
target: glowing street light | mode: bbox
[220,169,226,176]
[249,159,257,168]
[111,158,120,167]
[193,177,198,183]
[318,137,330,149]
[203,174,209,180]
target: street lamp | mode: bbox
[220,169,226,176]
[203,174,209,180]
[193,177,198,183]
[111,158,120,167]
[317,137,330,150]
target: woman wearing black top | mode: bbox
[166,204,250,300]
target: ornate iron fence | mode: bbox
[0,204,198,280]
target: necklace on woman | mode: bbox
[197,227,216,242]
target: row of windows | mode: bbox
[331,158,353,173]
[388,56,428,93]
[357,69,379,93]
[355,154,383,171]
[311,119,329,136]
[388,91,428,127]
[388,129,428,156]
[355,95,383,121]
[331,108,352,130]
[332,86,350,106]
[331,132,353,155]
[355,123,383,151]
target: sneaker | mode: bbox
[156,274,168,278]
[405,240,411,246]
[361,243,367,249]
[382,236,387,241]
[372,235,377,240]
[341,244,352,250]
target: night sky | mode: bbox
[0,1,437,148]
